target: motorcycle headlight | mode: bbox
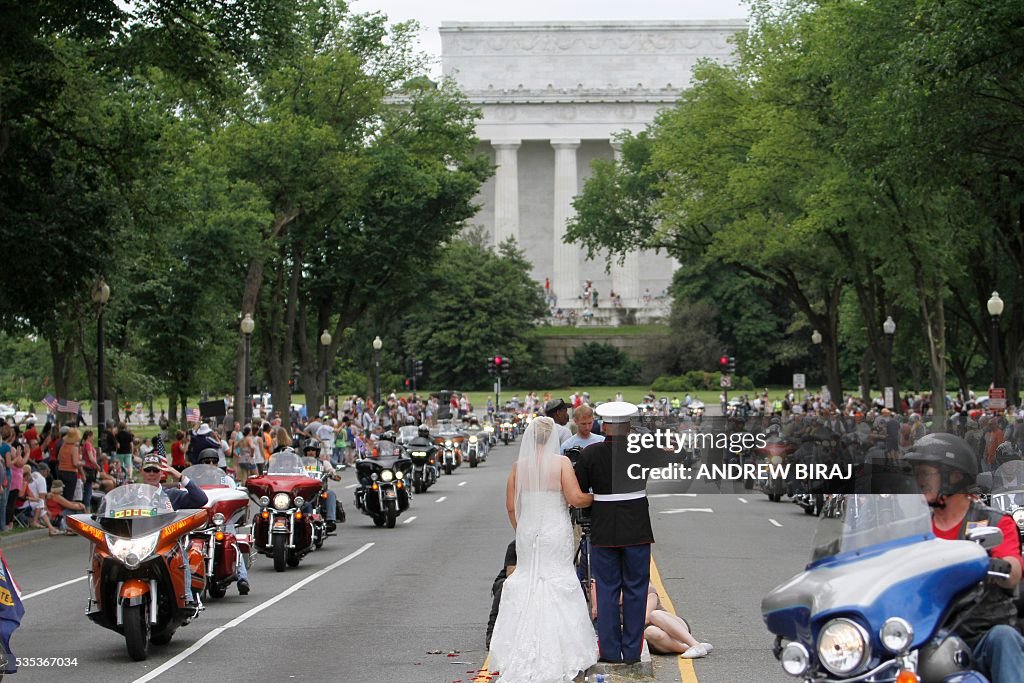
[381,470,394,482]
[770,455,783,465]
[412,451,426,457]
[880,617,914,654]
[445,440,453,448]
[107,532,160,570]
[273,493,291,510]
[212,512,225,526]
[818,618,869,675]
[469,435,478,443]
[294,496,304,507]
[484,426,493,433]
[781,642,810,676]
[396,470,404,479]
[259,496,270,507]
[1012,509,1024,528]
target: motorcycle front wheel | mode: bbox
[385,502,397,529]
[272,534,287,572]
[123,603,150,661]
[444,463,453,475]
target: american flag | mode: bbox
[41,395,57,412]
[57,399,80,414]
[152,435,167,460]
[185,408,201,424]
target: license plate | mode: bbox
[384,490,397,499]
[273,518,288,530]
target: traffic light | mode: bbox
[719,356,729,370]
[487,356,496,376]
[500,356,510,377]
[413,359,424,379]
[727,357,736,375]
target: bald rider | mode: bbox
[574,401,674,664]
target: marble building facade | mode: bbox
[439,20,746,309]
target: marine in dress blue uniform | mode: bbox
[575,402,674,663]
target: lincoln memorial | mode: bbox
[440,20,746,313]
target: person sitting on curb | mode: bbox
[45,480,85,534]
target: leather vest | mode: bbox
[953,501,1018,646]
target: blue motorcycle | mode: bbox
[762,491,1003,683]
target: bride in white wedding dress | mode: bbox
[489,417,598,683]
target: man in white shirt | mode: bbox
[316,420,337,465]
[561,404,604,453]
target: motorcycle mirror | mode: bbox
[966,525,1004,551]
[976,472,993,493]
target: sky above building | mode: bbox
[350,0,749,73]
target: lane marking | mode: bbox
[403,516,417,525]
[435,496,447,503]
[661,508,713,514]
[649,493,698,498]
[131,542,374,683]
[650,554,699,683]
[345,484,357,489]
[769,519,783,528]
[22,575,87,601]
[737,497,748,504]
[458,481,467,487]
[472,656,491,683]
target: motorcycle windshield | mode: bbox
[374,441,397,458]
[98,484,175,537]
[989,459,1024,514]
[809,491,933,566]
[180,464,233,487]
[399,426,419,441]
[267,451,306,475]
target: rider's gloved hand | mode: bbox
[987,557,1012,583]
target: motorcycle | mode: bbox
[763,489,1002,683]
[758,436,795,502]
[180,465,253,599]
[408,443,439,494]
[977,458,1024,616]
[465,433,486,468]
[354,440,413,528]
[245,450,323,572]
[687,401,705,424]
[434,436,462,475]
[66,485,209,661]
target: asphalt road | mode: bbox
[5,438,817,683]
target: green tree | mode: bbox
[402,236,547,389]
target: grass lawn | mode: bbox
[530,324,670,337]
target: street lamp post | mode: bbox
[240,313,254,426]
[811,329,822,391]
[320,329,332,413]
[91,278,111,429]
[988,291,1005,389]
[147,394,155,426]
[883,316,897,412]
[372,336,383,406]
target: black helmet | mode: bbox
[198,448,220,464]
[904,433,978,497]
[995,441,1021,466]
[303,438,322,457]
[418,425,430,438]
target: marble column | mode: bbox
[551,139,581,307]
[610,141,640,306]
[492,140,521,247]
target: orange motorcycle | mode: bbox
[67,484,209,661]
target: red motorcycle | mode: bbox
[245,450,323,572]
[181,465,253,598]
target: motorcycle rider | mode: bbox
[301,438,344,531]
[195,449,250,595]
[905,433,1024,682]
[139,454,209,603]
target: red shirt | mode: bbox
[29,445,43,462]
[933,514,1021,562]
[171,441,186,468]
[23,427,37,443]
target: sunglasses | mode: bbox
[142,467,161,473]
